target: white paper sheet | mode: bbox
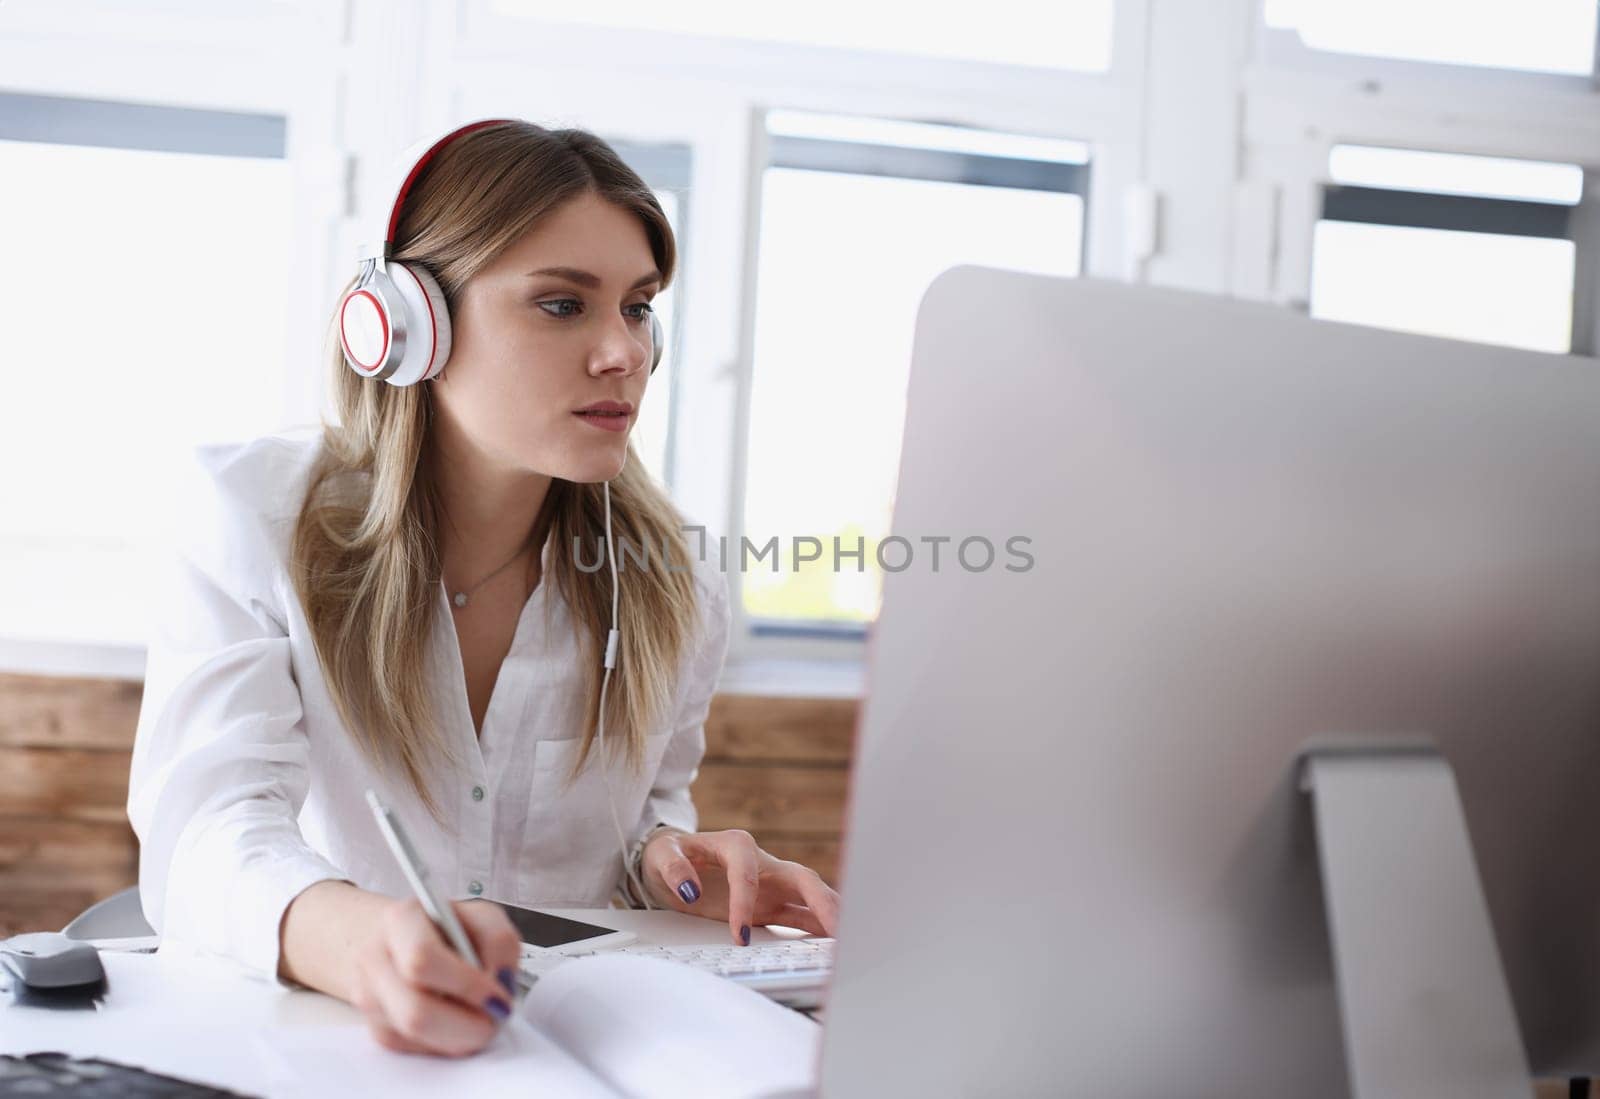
[521,954,821,1099]
[257,1017,620,1098]
[250,953,820,1098]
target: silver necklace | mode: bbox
[445,541,532,609]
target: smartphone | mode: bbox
[493,904,636,956]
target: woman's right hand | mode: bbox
[346,896,523,1056]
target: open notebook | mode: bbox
[258,953,821,1098]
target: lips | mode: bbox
[573,407,632,433]
[574,401,633,415]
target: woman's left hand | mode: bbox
[639,828,840,946]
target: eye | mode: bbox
[537,298,582,318]
[535,299,655,323]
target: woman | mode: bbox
[127,118,839,1057]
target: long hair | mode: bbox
[289,121,700,817]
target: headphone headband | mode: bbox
[359,118,516,264]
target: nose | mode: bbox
[588,311,650,377]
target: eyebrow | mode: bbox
[524,266,662,291]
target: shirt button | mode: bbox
[471,785,485,802]
[468,880,484,896]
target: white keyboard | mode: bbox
[518,938,835,1010]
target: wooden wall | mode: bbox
[0,675,144,938]
[697,693,855,885]
[0,672,856,937]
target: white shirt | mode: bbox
[127,429,731,983]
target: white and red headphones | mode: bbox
[337,118,665,386]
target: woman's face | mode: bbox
[432,191,661,483]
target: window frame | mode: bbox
[1315,165,1591,353]
[1238,0,1600,361]
[0,1,343,679]
[1255,14,1600,87]
[0,91,287,158]
[741,119,1093,645]
[0,100,294,662]
[8,0,1597,688]
[1310,180,1585,354]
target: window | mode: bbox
[741,111,1089,635]
[1309,146,1582,354]
[1263,0,1597,75]
[0,93,290,645]
[603,139,693,487]
[485,0,1115,71]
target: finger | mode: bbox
[370,944,499,1057]
[644,834,704,909]
[454,900,524,1001]
[386,902,512,1021]
[366,1020,433,1055]
[765,902,830,937]
[784,867,842,937]
[351,954,428,1051]
[711,831,761,946]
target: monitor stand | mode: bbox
[1298,740,1532,1099]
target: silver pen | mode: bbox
[365,789,482,969]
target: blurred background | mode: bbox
[0,0,1596,692]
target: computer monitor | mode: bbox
[819,268,1600,1097]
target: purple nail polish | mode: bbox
[486,996,511,1020]
[740,925,751,946]
[497,967,516,998]
[677,880,700,904]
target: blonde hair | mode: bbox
[289,121,700,816]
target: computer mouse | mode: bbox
[0,932,106,990]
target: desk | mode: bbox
[0,908,817,1098]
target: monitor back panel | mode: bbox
[821,268,1600,1097]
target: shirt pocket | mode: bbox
[516,730,674,906]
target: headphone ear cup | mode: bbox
[338,278,395,379]
[649,310,664,375]
[385,261,452,386]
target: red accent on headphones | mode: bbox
[383,119,511,250]
[339,289,390,373]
